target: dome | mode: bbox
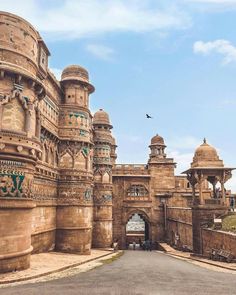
[110,136,117,147]
[61,65,89,82]
[61,65,94,93]
[191,139,224,168]
[93,109,111,126]
[150,134,165,146]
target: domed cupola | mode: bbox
[60,64,94,108]
[61,65,94,93]
[93,109,113,145]
[149,134,166,159]
[182,138,234,207]
[93,109,112,127]
[191,138,224,168]
[150,134,165,146]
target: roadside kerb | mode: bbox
[158,243,236,272]
[0,250,122,285]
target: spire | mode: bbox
[203,138,207,144]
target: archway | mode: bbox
[125,212,150,249]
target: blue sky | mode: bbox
[1,0,236,190]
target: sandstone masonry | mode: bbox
[0,11,234,273]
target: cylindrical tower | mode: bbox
[0,12,47,272]
[92,109,113,248]
[56,65,95,254]
[110,136,117,167]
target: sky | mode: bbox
[1,0,236,191]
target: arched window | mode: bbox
[127,185,148,197]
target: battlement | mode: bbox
[113,164,150,177]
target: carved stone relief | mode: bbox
[0,160,33,198]
[58,185,93,205]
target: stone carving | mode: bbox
[84,189,92,202]
[40,129,59,166]
[0,172,33,198]
[33,181,57,200]
[58,142,90,169]
[0,160,24,167]
[0,84,27,108]
[59,110,88,127]
[127,184,149,197]
[58,186,93,205]
[21,178,34,198]
[17,145,23,152]
[0,82,43,137]
[0,160,33,198]
[93,194,112,204]
[74,151,86,169]
[94,167,112,174]
[58,141,82,156]
[93,157,111,164]
[59,128,89,138]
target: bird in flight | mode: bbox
[146,114,153,119]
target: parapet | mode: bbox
[0,11,50,79]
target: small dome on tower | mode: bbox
[191,138,224,168]
[150,134,165,146]
[93,109,111,126]
[61,65,94,93]
[61,65,89,82]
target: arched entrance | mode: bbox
[125,212,150,249]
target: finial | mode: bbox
[203,138,206,144]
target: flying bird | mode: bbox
[146,114,153,119]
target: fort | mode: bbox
[0,11,236,273]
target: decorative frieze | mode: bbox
[93,194,112,204]
[0,172,33,198]
[57,185,93,205]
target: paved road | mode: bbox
[1,251,236,295]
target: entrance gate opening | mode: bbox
[125,213,150,249]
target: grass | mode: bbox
[86,251,124,273]
[100,251,124,265]
[222,215,236,232]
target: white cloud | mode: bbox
[86,44,114,61]
[0,0,191,40]
[193,39,236,64]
